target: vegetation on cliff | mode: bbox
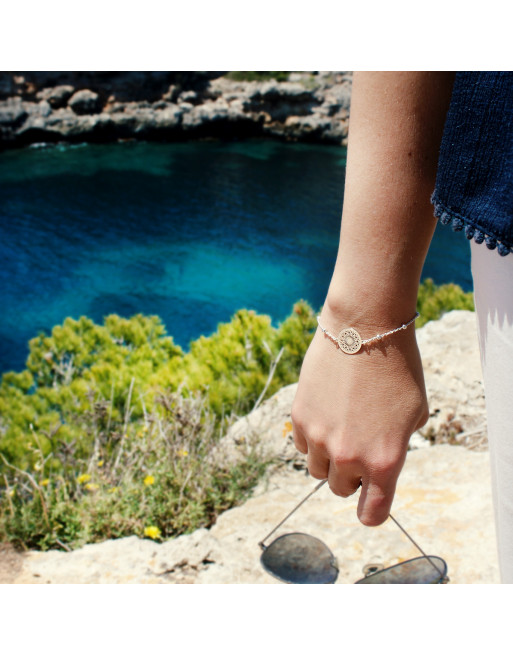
[0,301,316,550]
[0,280,473,550]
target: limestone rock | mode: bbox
[417,310,486,449]
[68,89,102,115]
[0,72,353,148]
[36,85,75,108]
[7,445,498,584]
[0,306,493,583]
[0,97,27,127]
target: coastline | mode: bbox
[0,72,352,150]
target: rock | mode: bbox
[178,90,198,104]
[182,99,230,128]
[0,97,27,127]
[1,310,498,584]
[68,89,102,115]
[0,75,17,100]
[0,72,354,148]
[416,310,486,449]
[7,445,498,584]
[36,85,75,108]
[162,84,179,102]
[106,103,183,136]
[276,114,348,144]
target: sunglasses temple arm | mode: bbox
[258,479,328,550]
[388,513,445,578]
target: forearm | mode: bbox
[326,71,455,331]
[293,72,456,525]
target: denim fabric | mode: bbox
[432,72,513,256]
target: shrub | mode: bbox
[416,278,474,328]
[0,284,472,551]
[0,302,316,550]
[0,392,269,550]
[224,72,291,83]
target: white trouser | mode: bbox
[471,239,513,583]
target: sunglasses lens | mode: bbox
[355,556,447,584]
[261,532,338,584]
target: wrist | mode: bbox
[323,282,419,336]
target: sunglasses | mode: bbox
[258,479,449,584]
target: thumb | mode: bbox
[357,476,398,527]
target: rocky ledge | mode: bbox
[0,72,351,150]
[0,310,498,584]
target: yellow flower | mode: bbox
[108,486,119,494]
[144,526,161,540]
[97,460,104,467]
[177,449,189,458]
[142,425,148,433]
[85,483,99,491]
[144,474,155,486]
[77,473,91,484]
[282,421,293,438]
[40,479,50,487]
[34,462,42,472]
[8,488,15,497]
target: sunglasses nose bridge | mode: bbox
[362,563,385,577]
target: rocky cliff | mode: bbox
[0,310,498,584]
[0,72,351,150]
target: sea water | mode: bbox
[0,140,472,374]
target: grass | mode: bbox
[1,390,270,551]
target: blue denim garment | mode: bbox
[431,71,513,256]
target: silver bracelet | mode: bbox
[316,312,419,354]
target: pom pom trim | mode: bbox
[432,198,512,257]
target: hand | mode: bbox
[291,306,429,526]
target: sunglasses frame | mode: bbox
[259,479,449,584]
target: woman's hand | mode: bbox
[291,303,429,526]
[289,72,454,525]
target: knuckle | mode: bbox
[308,466,327,480]
[368,452,403,478]
[416,406,430,430]
[330,485,356,499]
[290,405,331,450]
[290,405,305,434]
[293,436,308,455]
[370,460,396,477]
[328,475,360,498]
[307,430,327,450]
[331,451,359,469]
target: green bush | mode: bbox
[0,283,473,551]
[416,278,474,327]
[224,72,291,83]
[0,392,269,550]
[0,302,316,550]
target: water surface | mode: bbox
[0,140,472,373]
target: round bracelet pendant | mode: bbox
[337,328,362,354]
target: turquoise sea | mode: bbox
[0,140,472,374]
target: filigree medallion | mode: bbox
[337,328,362,354]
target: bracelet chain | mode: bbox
[316,312,419,354]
